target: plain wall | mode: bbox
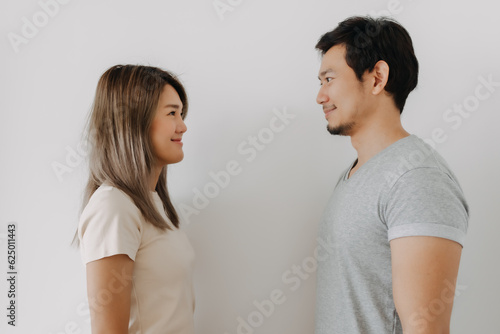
[0,0,499,333]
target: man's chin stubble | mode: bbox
[327,122,355,136]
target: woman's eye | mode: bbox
[168,111,176,116]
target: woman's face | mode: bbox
[150,84,187,166]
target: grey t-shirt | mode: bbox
[315,135,469,334]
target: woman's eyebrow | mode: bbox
[164,104,181,109]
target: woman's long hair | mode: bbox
[73,65,188,245]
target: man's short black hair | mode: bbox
[316,16,419,113]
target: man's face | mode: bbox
[316,44,368,136]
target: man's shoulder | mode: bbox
[380,135,456,186]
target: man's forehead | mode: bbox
[318,45,346,76]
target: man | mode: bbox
[314,16,468,334]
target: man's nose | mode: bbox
[316,85,329,105]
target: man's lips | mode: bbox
[323,106,337,119]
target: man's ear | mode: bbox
[371,60,390,95]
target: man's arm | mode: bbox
[390,236,462,334]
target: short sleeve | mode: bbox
[78,186,143,264]
[384,167,469,246]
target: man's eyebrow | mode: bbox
[318,69,334,80]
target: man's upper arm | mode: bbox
[391,236,462,334]
[385,167,468,333]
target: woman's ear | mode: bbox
[371,60,390,95]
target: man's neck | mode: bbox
[348,118,409,177]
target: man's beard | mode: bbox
[327,122,355,136]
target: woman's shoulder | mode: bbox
[90,183,133,205]
[78,183,145,263]
[81,183,143,225]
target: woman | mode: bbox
[77,65,195,333]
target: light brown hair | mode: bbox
[74,65,188,245]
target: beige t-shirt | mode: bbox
[78,184,195,334]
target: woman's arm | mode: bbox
[86,254,134,334]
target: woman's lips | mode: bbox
[171,139,183,145]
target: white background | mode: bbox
[1,0,499,333]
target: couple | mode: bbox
[77,16,468,334]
